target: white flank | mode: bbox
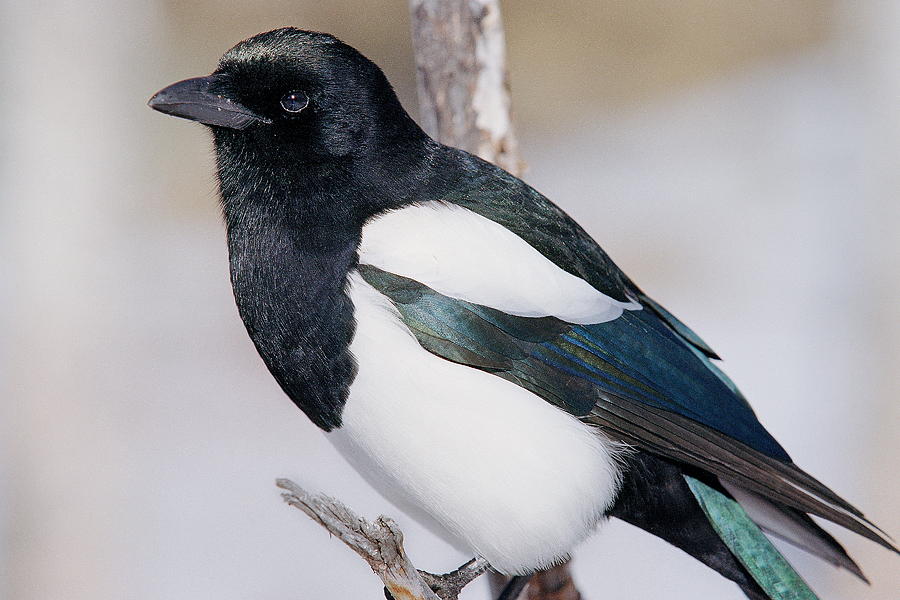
[329,272,625,574]
[358,203,640,324]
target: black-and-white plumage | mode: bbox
[149,28,895,599]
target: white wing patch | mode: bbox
[359,203,640,324]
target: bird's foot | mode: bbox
[415,556,491,600]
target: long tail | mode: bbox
[720,482,866,582]
[609,452,837,599]
[685,475,818,599]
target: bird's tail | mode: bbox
[684,475,818,599]
[609,451,827,600]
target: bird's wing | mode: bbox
[443,161,720,358]
[357,167,895,555]
[357,264,891,553]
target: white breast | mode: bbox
[359,202,640,324]
[328,272,625,575]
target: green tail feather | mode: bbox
[684,475,819,600]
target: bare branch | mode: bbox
[277,478,440,600]
[409,0,522,175]
[276,478,488,600]
[420,557,491,599]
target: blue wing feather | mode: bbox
[569,311,789,461]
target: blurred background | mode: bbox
[2,1,898,599]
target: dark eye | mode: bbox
[280,91,309,114]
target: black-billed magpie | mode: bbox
[149,28,896,599]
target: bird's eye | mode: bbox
[280,91,309,114]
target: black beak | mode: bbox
[148,75,271,130]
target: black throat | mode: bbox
[226,212,359,431]
[214,126,441,430]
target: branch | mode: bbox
[276,479,487,600]
[409,0,522,175]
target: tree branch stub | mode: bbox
[408,0,522,175]
[277,478,442,600]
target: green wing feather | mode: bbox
[685,476,819,600]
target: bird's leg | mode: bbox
[488,572,511,597]
[416,556,491,600]
[496,575,532,600]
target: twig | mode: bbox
[420,557,491,599]
[276,478,487,600]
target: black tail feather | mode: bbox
[721,481,867,583]
[608,451,768,600]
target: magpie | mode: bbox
[149,28,896,599]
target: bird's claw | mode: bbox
[413,556,491,600]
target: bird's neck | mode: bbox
[225,193,361,430]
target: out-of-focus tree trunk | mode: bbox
[408,0,522,175]
[407,3,579,600]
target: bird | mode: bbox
[148,28,896,599]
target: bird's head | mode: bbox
[149,28,425,214]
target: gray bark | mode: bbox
[277,479,489,600]
[409,0,522,175]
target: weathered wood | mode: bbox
[277,479,441,600]
[408,0,522,175]
[277,478,489,600]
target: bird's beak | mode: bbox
[148,75,271,130]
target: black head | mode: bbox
[149,29,429,223]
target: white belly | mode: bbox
[328,272,625,575]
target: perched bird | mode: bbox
[149,28,895,599]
